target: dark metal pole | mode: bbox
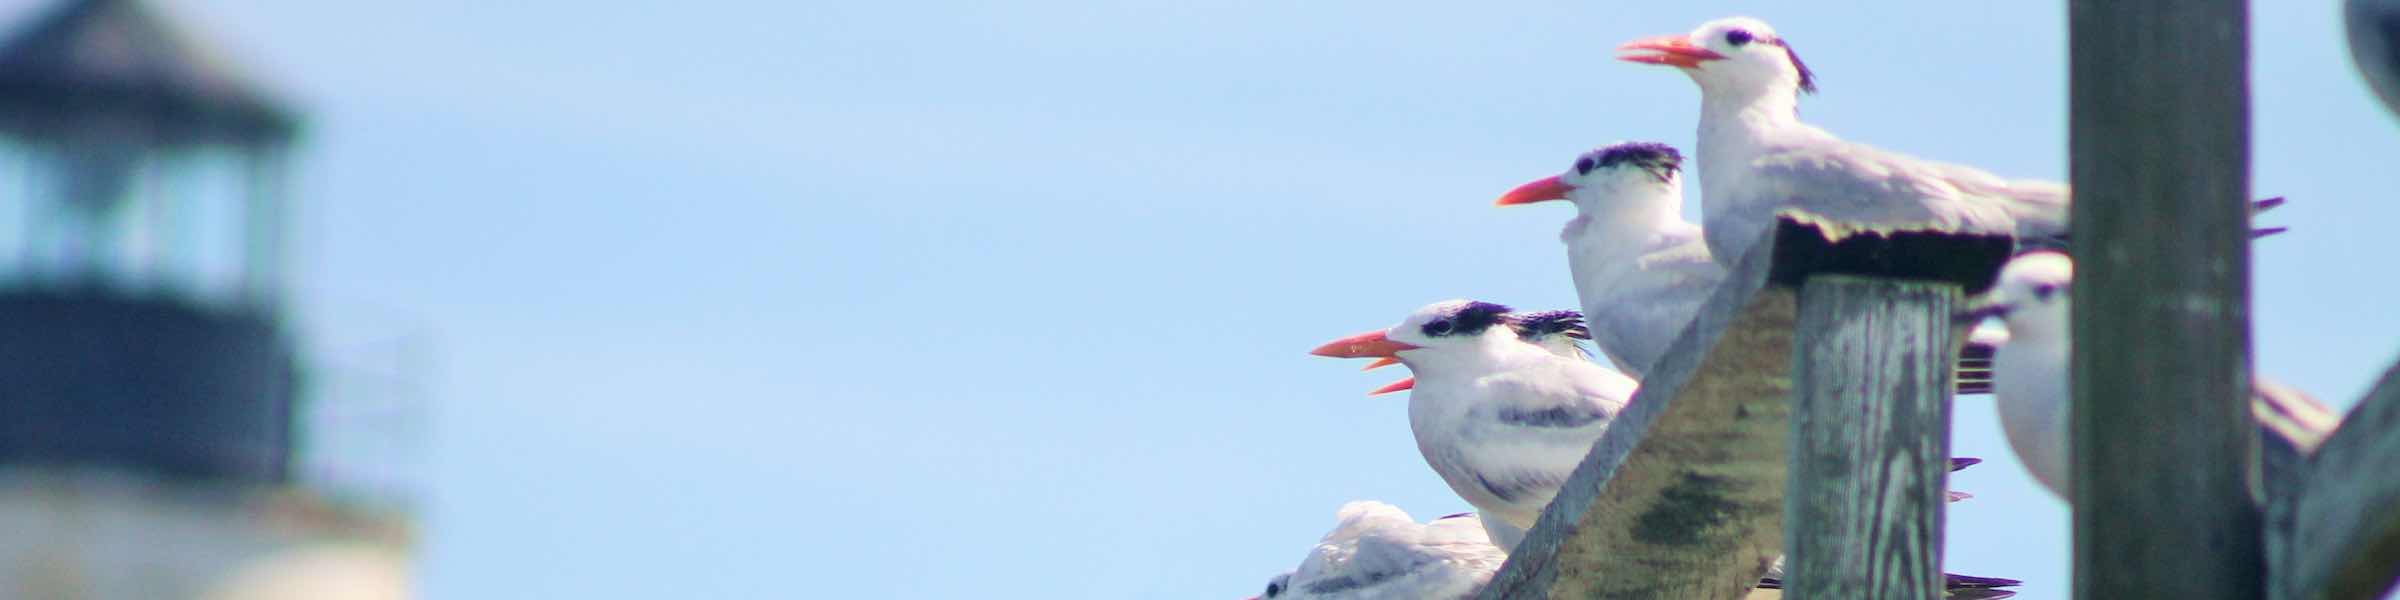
[2068,1,2261,599]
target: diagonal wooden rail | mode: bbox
[1476,217,2010,600]
[2271,359,2400,600]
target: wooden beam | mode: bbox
[1478,219,2010,599]
[1475,221,1796,600]
[2068,1,2260,599]
[2272,358,2400,599]
[1783,276,1957,599]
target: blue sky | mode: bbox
[112,1,2400,597]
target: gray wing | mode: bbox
[1475,364,1635,430]
[1434,365,1636,526]
[1289,502,1506,599]
[1746,137,2070,239]
[1578,237,1723,377]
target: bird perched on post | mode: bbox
[1492,141,2006,388]
[1247,502,1504,600]
[1958,252,2342,501]
[1317,302,1987,550]
[1614,17,2287,265]
[1312,300,1636,551]
[1494,142,1717,378]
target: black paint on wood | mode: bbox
[1765,220,2014,295]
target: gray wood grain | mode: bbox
[1477,222,1795,600]
[2068,1,2263,598]
[2272,358,2400,600]
[1784,276,1957,599]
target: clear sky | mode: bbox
[105,0,2400,597]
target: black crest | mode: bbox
[1577,142,1683,183]
[1423,301,1512,338]
[1769,37,1817,95]
[1505,310,1592,341]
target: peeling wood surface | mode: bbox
[1784,276,1956,599]
[1477,229,1795,600]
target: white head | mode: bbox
[1495,141,1686,223]
[1618,16,1818,106]
[1312,300,1520,360]
[1962,251,2073,340]
[1348,309,1591,397]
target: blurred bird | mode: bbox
[2349,0,2400,117]
[1313,300,1637,550]
[1250,501,2019,600]
[1616,17,2287,265]
[1247,502,1503,600]
[1958,252,2342,501]
[1492,141,2005,388]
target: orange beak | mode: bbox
[1360,357,1401,371]
[1618,35,1726,68]
[1495,175,1573,206]
[1310,330,1421,359]
[1369,377,1415,396]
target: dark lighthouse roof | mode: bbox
[0,0,295,148]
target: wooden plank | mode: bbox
[1784,276,1956,599]
[2273,358,2400,600]
[1479,219,2011,599]
[2068,1,2261,599]
[1476,220,1797,600]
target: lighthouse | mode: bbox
[0,2,407,598]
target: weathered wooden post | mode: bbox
[2068,1,2261,599]
[1783,277,1958,599]
[1475,224,1801,600]
[1477,219,2008,600]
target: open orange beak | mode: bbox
[1495,175,1572,206]
[1360,357,1401,371]
[1618,35,1726,68]
[1311,330,1421,359]
[1369,377,1415,396]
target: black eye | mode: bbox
[1725,29,1754,46]
[1573,155,1596,175]
[2032,283,2059,300]
[1423,319,1454,336]
[1265,581,1283,597]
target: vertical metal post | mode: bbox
[1786,276,1956,599]
[2068,1,2261,598]
[241,146,288,308]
